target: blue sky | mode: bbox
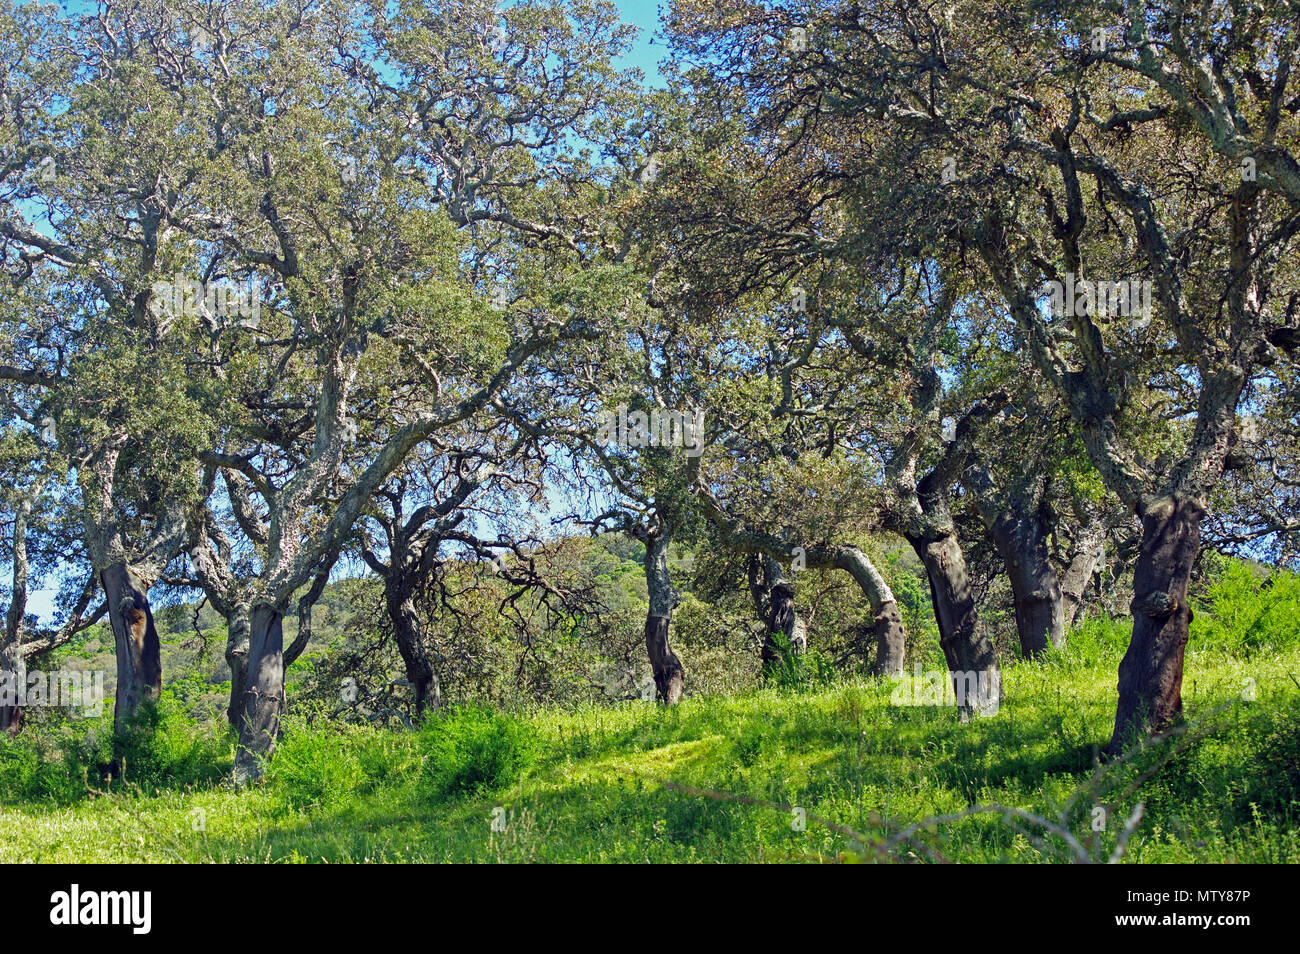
[612,0,667,83]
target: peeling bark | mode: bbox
[100,562,162,732]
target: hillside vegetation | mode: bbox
[3,559,1297,863]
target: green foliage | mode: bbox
[416,705,538,802]
[266,725,367,815]
[110,695,230,791]
[0,692,227,804]
[2,642,1299,861]
[1054,615,1132,663]
[1191,561,1300,654]
[762,634,837,690]
[0,735,83,803]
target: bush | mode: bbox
[762,634,837,690]
[1191,561,1300,654]
[1057,615,1131,663]
[266,723,366,814]
[111,694,229,790]
[0,736,82,803]
[417,705,538,802]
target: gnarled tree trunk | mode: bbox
[388,587,441,716]
[1106,495,1204,755]
[225,602,251,731]
[967,465,1064,657]
[0,643,23,736]
[643,530,684,704]
[1059,520,1106,628]
[749,555,807,671]
[988,509,1064,658]
[908,530,1000,716]
[100,562,162,732]
[835,546,907,675]
[2,491,33,734]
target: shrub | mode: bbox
[0,736,82,803]
[417,705,537,802]
[1057,615,1131,663]
[111,694,229,790]
[266,723,365,814]
[1191,561,1300,654]
[762,634,837,690]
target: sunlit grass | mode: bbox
[2,637,1296,863]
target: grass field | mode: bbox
[3,626,1297,863]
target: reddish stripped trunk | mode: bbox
[101,562,162,732]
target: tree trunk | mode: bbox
[225,602,251,731]
[908,531,1001,716]
[835,546,907,675]
[1059,520,1106,628]
[2,492,33,734]
[100,562,162,732]
[0,642,23,736]
[388,588,441,716]
[643,531,684,704]
[967,464,1065,657]
[749,555,806,671]
[1106,495,1203,755]
[233,603,286,785]
[987,510,1065,657]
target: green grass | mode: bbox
[1,640,1297,863]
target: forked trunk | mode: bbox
[233,604,286,784]
[1106,495,1203,756]
[101,562,162,732]
[389,589,440,716]
[908,532,1000,716]
[643,532,684,704]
